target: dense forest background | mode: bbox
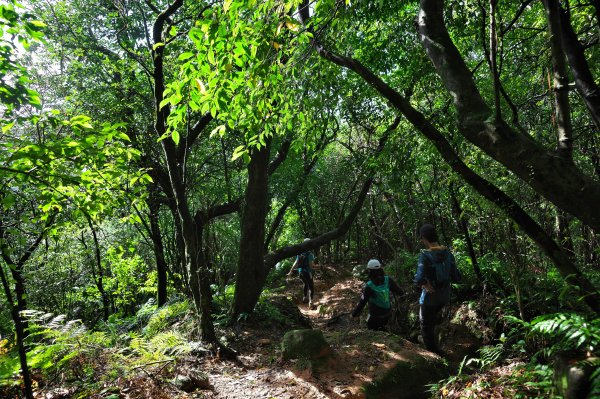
[1,0,599,398]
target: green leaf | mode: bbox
[2,194,16,209]
[28,20,46,28]
[2,121,15,132]
[172,130,180,145]
[210,125,226,137]
[115,132,130,142]
[231,145,246,161]
[178,52,194,61]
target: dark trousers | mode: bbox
[299,271,314,301]
[420,304,444,353]
[367,314,390,331]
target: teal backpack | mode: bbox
[297,252,312,274]
[424,252,452,289]
[367,276,391,309]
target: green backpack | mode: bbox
[367,276,391,309]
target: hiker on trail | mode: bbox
[351,259,402,331]
[414,224,461,356]
[288,238,316,308]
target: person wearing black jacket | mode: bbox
[352,259,402,331]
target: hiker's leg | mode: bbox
[307,273,315,301]
[420,305,440,352]
[367,315,389,331]
[367,316,379,330]
[300,272,310,301]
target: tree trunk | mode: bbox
[384,192,414,252]
[544,0,575,159]
[557,6,600,131]
[148,188,169,306]
[87,218,109,321]
[450,185,483,283]
[0,265,33,399]
[151,0,220,344]
[555,209,575,259]
[0,255,32,399]
[233,142,271,315]
[488,0,502,120]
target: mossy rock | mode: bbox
[171,369,210,392]
[281,329,332,360]
[363,352,448,399]
[554,352,597,399]
[267,296,311,328]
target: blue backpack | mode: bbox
[366,276,391,309]
[425,252,452,289]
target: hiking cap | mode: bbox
[367,259,382,269]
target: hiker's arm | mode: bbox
[414,254,435,293]
[288,257,299,275]
[414,253,428,286]
[390,278,402,296]
[351,286,370,317]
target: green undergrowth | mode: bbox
[0,299,195,395]
[429,312,600,398]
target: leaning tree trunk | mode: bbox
[236,119,399,315]
[416,0,600,231]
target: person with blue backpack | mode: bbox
[288,239,316,308]
[414,224,461,356]
[351,259,402,331]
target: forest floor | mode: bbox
[29,263,500,399]
[87,263,481,399]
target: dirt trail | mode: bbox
[196,263,445,399]
[107,263,478,399]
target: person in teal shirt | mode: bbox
[288,238,316,308]
[352,259,402,331]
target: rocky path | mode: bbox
[116,263,480,399]
[191,264,448,399]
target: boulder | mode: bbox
[266,296,311,328]
[281,329,332,360]
[172,370,210,392]
[554,352,598,399]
